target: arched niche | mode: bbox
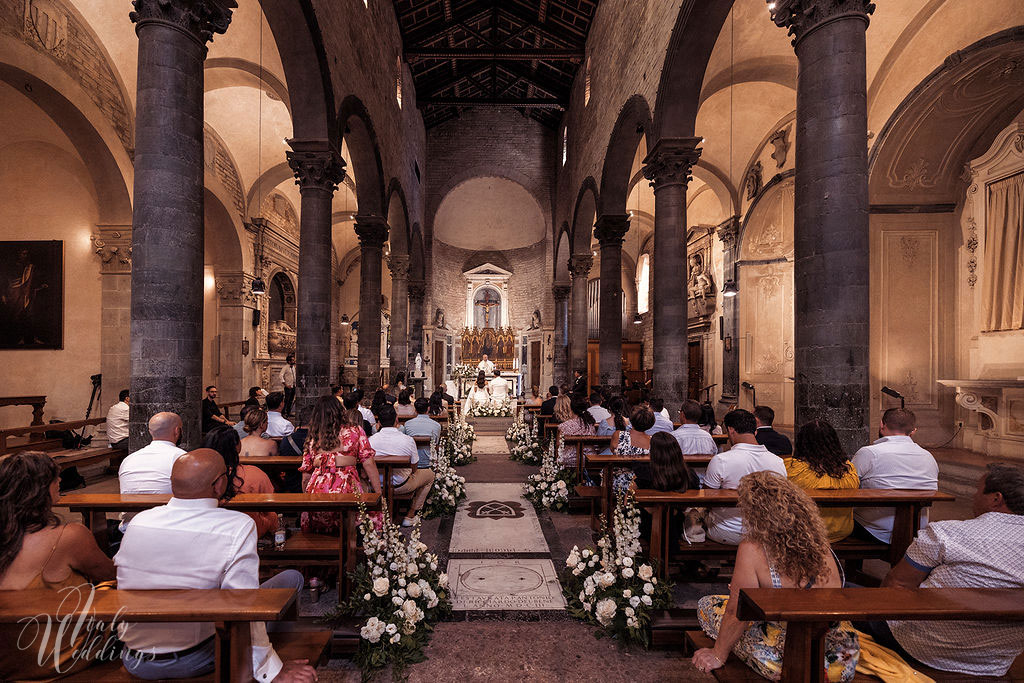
[266,271,296,357]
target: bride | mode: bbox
[488,369,509,407]
[462,370,491,416]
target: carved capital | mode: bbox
[91,229,132,274]
[129,0,235,45]
[388,254,410,280]
[715,216,740,250]
[407,280,427,302]
[768,0,874,44]
[552,284,572,302]
[286,149,345,193]
[567,254,593,280]
[642,137,702,189]
[354,215,389,248]
[593,214,630,246]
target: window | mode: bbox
[584,56,591,106]
[562,126,568,166]
[636,253,649,314]
[396,57,403,109]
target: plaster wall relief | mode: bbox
[203,125,246,218]
[738,262,794,426]
[740,178,795,262]
[738,115,797,218]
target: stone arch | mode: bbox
[598,95,652,217]
[653,0,733,139]
[571,177,599,253]
[245,161,292,218]
[204,57,290,112]
[554,226,571,283]
[409,223,426,281]
[203,188,246,398]
[338,95,386,217]
[385,178,410,254]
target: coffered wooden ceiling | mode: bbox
[393,0,598,128]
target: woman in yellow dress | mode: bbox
[784,419,860,542]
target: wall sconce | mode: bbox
[724,336,733,352]
[251,278,266,295]
[241,339,250,357]
[340,314,350,326]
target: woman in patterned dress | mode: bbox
[300,396,381,534]
[692,471,859,681]
[557,395,598,468]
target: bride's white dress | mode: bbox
[488,376,509,406]
[462,386,492,416]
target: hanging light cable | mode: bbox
[722,8,738,298]
[250,8,267,296]
[632,187,642,324]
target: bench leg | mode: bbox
[780,621,828,683]
[648,504,668,578]
[215,621,251,683]
[889,505,915,565]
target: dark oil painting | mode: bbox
[0,241,63,349]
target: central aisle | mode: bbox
[446,431,566,612]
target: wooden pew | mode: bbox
[60,492,380,600]
[0,418,128,471]
[686,587,1024,683]
[0,588,330,683]
[583,452,716,518]
[614,488,954,575]
[0,394,46,426]
[220,399,249,422]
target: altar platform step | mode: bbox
[467,416,514,434]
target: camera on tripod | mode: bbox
[91,373,102,385]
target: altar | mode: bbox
[456,370,521,400]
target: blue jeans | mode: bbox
[122,570,304,679]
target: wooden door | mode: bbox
[587,340,599,391]
[687,340,703,400]
[433,340,445,389]
[530,341,541,390]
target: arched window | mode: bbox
[396,57,403,109]
[562,126,568,166]
[584,56,591,106]
[636,253,650,314]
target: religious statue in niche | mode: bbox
[687,253,716,299]
[268,319,296,355]
[527,309,542,330]
[434,307,447,329]
[473,287,502,328]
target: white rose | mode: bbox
[372,577,389,597]
[438,572,448,587]
[402,599,419,620]
[581,549,591,558]
[364,593,371,601]
[622,589,632,598]
[390,633,401,644]
[643,582,654,595]
[557,480,567,489]
[621,567,634,579]
[638,564,653,581]
[372,566,382,576]
[584,583,595,596]
[392,596,404,606]
[621,556,633,568]
[629,596,641,608]
[407,582,422,598]
[624,607,635,617]
[360,625,381,643]
[597,572,616,588]
[581,601,591,612]
[641,595,652,606]
[389,562,398,571]
[626,617,638,628]
[408,563,419,575]
[398,577,406,587]
[594,598,617,626]
[385,623,398,635]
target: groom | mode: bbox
[488,369,509,406]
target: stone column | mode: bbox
[643,138,702,408]
[771,0,873,451]
[594,215,630,390]
[388,255,410,374]
[568,254,593,378]
[355,215,389,394]
[92,226,132,416]
[552,284,571,386]
[128,0,233,449]
[288,145,345,413]
[716,217,741,409]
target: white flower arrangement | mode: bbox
[508,414,543,465]
[329,503,451,677]
[523,435,574,512]
[450,363,478,380]
[470,396,513,417]
[421,436,466,519]
[560,489,673,648]
[444,418,476,465]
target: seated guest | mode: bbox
[395,389,416,418]
[699,401,723,435]
[119,412,186,530]
[587,391,611,423]
[852,408,937,544]
[401,397,442,466]
[233,404,252,439]
[201,385,230,433]
[370,389,393,416]
[611,406,655,455]
[556,396,598,468]
[540,385,559,415]
[634,432,699,492]
[106,389,130,450]
[241,408,280,458]
[754,405,793,456]
[645,398,675,435]
[552,394,574,425]
[692,471,858,680]
[671,399,719,456]
[116,449,315,682]
[786,420,859,542]
[352,389,376,426]
[263,391,295,438]
[201,426,278,537]
[526,385,543,407]
[301,398,381,534]
[858,463,1024,678]
[0,451,117,681]
[369,405,434,527]
[427,393,446,417]
[275,407,308,493]
[394,372,407,394]
[331,384,345,405]
[703,409,787,545]
[596,396,632,437]
[243,385,264,409]
[430,385,454,408]
[344,392,375,436]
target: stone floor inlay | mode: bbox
[448,558,567,611]
[449,483,548,554]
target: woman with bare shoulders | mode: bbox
[0,451,116,681]
[692,471,859,680]
[240,407,279,458]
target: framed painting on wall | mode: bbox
[0,240,63,349]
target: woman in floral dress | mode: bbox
[557,395,598,468]
[300,396,381,534]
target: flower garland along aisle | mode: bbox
[507,414,543,465]
[470,396,513,417]
[420,437,466,519]
[444,418,476,465]
[561,489,673,647]
[523,435,574,512]
[327,504,452,679]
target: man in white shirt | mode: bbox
[645,398,675,435]
[477,353,495,376]
[264,391,295,438]
[852,407,939,543]
[369,404,434,527]
[671,400,719,456]
[116,449,315,682]
[587,392,611,423]
[279,353,296,417]
[704,408,787,544]
[488,369,509,406]
[118,412,187,533]
[105,389,130,450]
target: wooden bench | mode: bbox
[682,587,1024,682]
[582,452,716,520]
[219,399,249,422]
[60,492,380,600]
[0,588,330,683]
[617,488,954,575]
[1,418,128,471]
[0,394,46,426]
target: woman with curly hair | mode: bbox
[556,395,598,467]
[551,393,574,425]
[692,471,859,681]
[787,420,860,542]
[300,396,381,534]
[0,451,116,680]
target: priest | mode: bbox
[478,353,495,376]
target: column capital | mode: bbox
[407,280,427,301]
[768,0,874,44]
[593,214,630,245]
[354,215,389,247]
[287,148,345,193]
[715,216,740,250]
[642,137,703,190]
[92,227,132,274]
[552,284,572,301]
[388,254,410,279]
[567,253,593,280]
[129,0,235,45]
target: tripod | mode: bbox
[77,373,102,448]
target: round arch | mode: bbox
[338,95,386,217]
[598,95,652,217]
[385,178,410,254]
[554,226,571,283]
[571,177,599,253]
[204,57,291,112]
